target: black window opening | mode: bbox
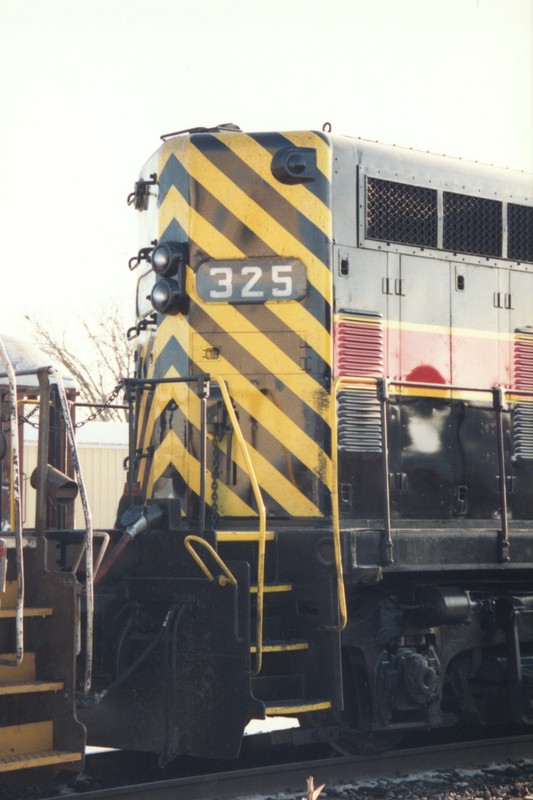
[508,203,533,263]
[443,192,502,258]
[365,177,532,264]
[366,178,438,248]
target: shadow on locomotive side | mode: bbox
[1,124,532,784]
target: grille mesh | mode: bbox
[508,204,533,262]
[443,192,502,257]
[364,177,531,264]
[366,178,438,248]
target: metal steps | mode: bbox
[217,527,333,720]
[0,721,82,773]
[0,607,53,618]
[250,583,292,594]
[0,681,65,695]
[0,579,53,617]
[264,699,332,716]
[0,575,84,777]
[251,640,309,654]
[216,530,275,542]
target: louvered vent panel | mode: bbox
[334,314,383,378]
[513,331,533,460]
[338,389,383,453]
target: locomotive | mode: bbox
[1,125,532,782]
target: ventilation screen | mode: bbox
[508,204,533,263]
[338,389,383,453]
[443,192,502,257]
[512,331,533,460]
[334,313,383,379]
[366,178,438,248]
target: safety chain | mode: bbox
[16,382,125,429]
[74,381,125,428]
[17,402,40,428]
[211,438,220,528]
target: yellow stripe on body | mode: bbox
[212,132,332,236]
[163,317,332,490]
[189,329,333,490]
[146,368,323,516]
[140,337,325,514]
[159,185,243,258]
[212,420,323,517]
[185,144,332,304]
[148,428,255,516]
[199,304,330,422]
[159,175,332,369]
[393,318,504,341]
[267,302,331,367]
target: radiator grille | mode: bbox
[513,331,533,460]
[366,178,438,248]
[337,389,383,453]
[334,314,383,378]
[508,204,533,263]
[443,192,502,257]
[364,176,532,264]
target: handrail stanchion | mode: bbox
[50,369,94,695]
[329,379,348,631]
[198,376,209,535]
[493,386,510,562]
[212,376,267,675]
[378,378,393,565]
[0,338,24,667]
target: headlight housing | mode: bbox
[150,241,189,314]
[151,241,188,277]
[151,278,187,314]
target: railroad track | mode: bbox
[41,734,533,800]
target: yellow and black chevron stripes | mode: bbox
[135,131,334,518]
[140,363,324,517]
[211,131,332,235]
[145,314,329,514]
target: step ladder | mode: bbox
[0,338,86,779]
[215,529,333,718]
[188,377,340,720]
[0,574,83,775]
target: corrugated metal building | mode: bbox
[23,422,128,530]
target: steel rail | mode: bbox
[42,735,533,800]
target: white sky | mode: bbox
[1,0,532,342]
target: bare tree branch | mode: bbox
[25,302,132,423]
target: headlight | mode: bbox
[151,241,188,277]
[151,278,185,314]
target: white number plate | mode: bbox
[196,258,307,304]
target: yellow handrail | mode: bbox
[184,535,237,586]
[212,376,267,675]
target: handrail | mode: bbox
[212,376,267,675]
[48,368,95,695]
[0,337,24,666]
[184,535,237,586]
[335,376,532,569]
